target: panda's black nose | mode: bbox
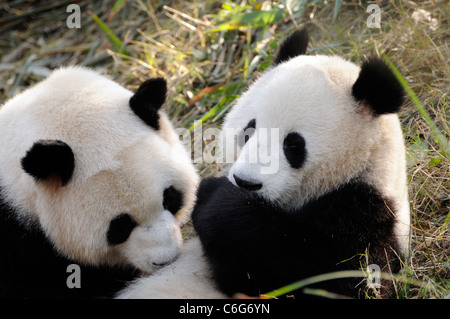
[233,174,262,191]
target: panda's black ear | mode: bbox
[352,57,405,115]
[273,28,309,66]
[21,140,75,187]
[129,78,167,130]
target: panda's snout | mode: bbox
[233,174,262,191]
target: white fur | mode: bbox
[116,238,225,298]
[0,67,199,271]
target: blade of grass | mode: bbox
[261,270,429,299]
[108,0,128,21]
[303,288,353,299]
[188,82,226,107]
[332,0,343,24]
[90,12,129,56]
[382,54,449,156]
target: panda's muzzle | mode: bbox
[233,174,262,191]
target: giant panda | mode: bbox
[0,67,199,298]
[117,28,410,299]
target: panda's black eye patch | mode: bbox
[107,214,138,246]
[163,186,183,216]
[238,119,256,146]
[283,132,307,169]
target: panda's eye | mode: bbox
[238,119,256,146]
[107,213,138,246]
[283,132,307,169]
[163,186,183,215]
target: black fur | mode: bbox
[352,57,405,115]
[21,140,75,186]
[0,193,139,298]
[273,28,309,66]
[163,186,183,216]
[192,177,401,299]
[129,78,167,130]
[107,214,138,246]
[243,119,256,144]
[283,132,307,169]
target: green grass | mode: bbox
[0,0,448,299]
[89,11,129,56]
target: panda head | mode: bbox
[224,29,405,210]
[0,67,199,273]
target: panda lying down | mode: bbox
[118,29,410,299]
[0,67,198,298]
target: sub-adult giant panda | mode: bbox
[117,29,410,299]
[0,67,198,298]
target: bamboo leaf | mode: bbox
[210,10,286,32]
